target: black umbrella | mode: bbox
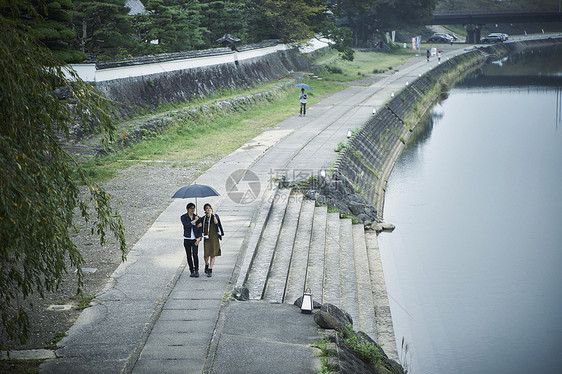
[217,33,241,52]
[172,184,220,212]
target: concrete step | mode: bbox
[284,199,315,304]
[235,186,277,291]
[365,231,398,360]
[352,224,377,339]
[322,212,341,306]
[339,218,359,329]
[242,191,390,352]
[305,206,327,303]
[246,188,292,300]
[263,193,304,303]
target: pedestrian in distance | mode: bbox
[299,88,308,117]
[202,203,224,277]
[181,203,203,277]
[426,49,430,62]
[438,51,442,63]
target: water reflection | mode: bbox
[483,44,562,77]
[465,45,562,87]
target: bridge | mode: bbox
[429,11,562,43]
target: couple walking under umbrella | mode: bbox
[175,184,224,278]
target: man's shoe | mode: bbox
[189,270,195,277]
[194,271,199,278]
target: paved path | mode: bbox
[41,45,467,374]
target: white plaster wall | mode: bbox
[68,39,330,83]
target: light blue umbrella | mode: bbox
[295,83,312,90]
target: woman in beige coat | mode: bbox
[202,203,224,277]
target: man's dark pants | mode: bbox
[184,239,199,272]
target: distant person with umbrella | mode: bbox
[295,83,311,117]
[181,203,203,277]
[201,203,224,277]
[299,88,308,116]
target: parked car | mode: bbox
[433,33,455,41]
[487,32,509,41]
[481,34,503,43]
[427,34,453,43]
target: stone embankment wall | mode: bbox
[92,46,322,118]
[333,37,562,219]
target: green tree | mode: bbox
[337,0,437,46]
[1,0,86,62]
[144,0,205,53]
[373,0,437,30]
[199,0,250,47]
[0,4,126,343]
[255,0,325,43]
[255,0,355,59]
[73,0,136,59]
[244,0,280,43]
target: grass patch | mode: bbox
[314,325,405,373]
[71,294,96,310]
[44,332,67,349]
[343,325,383,365]
[80,79,347,182]
[312,335,339,374]
[441,25,467,39]
[334,141,347,153]
[315,50,411,82]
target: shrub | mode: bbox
[326,65,343,74]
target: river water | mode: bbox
[377,46,562,374]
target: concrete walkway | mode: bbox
[41,44,467,374]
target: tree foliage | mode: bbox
[0,6,126,343]
[9,0,550,60]
[337,0,438,46]
[254,0,355,59]
[0,0,87,62]
[198,0,251,46]
[73,0,137,59]
[3,0,358,61]
[255,0,325,43]
[143,0,205,53]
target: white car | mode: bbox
[488,32,509,41]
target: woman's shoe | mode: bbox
[204,264,209,274]
[207,269,212,277]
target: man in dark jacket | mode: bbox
[181,203,203,277]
